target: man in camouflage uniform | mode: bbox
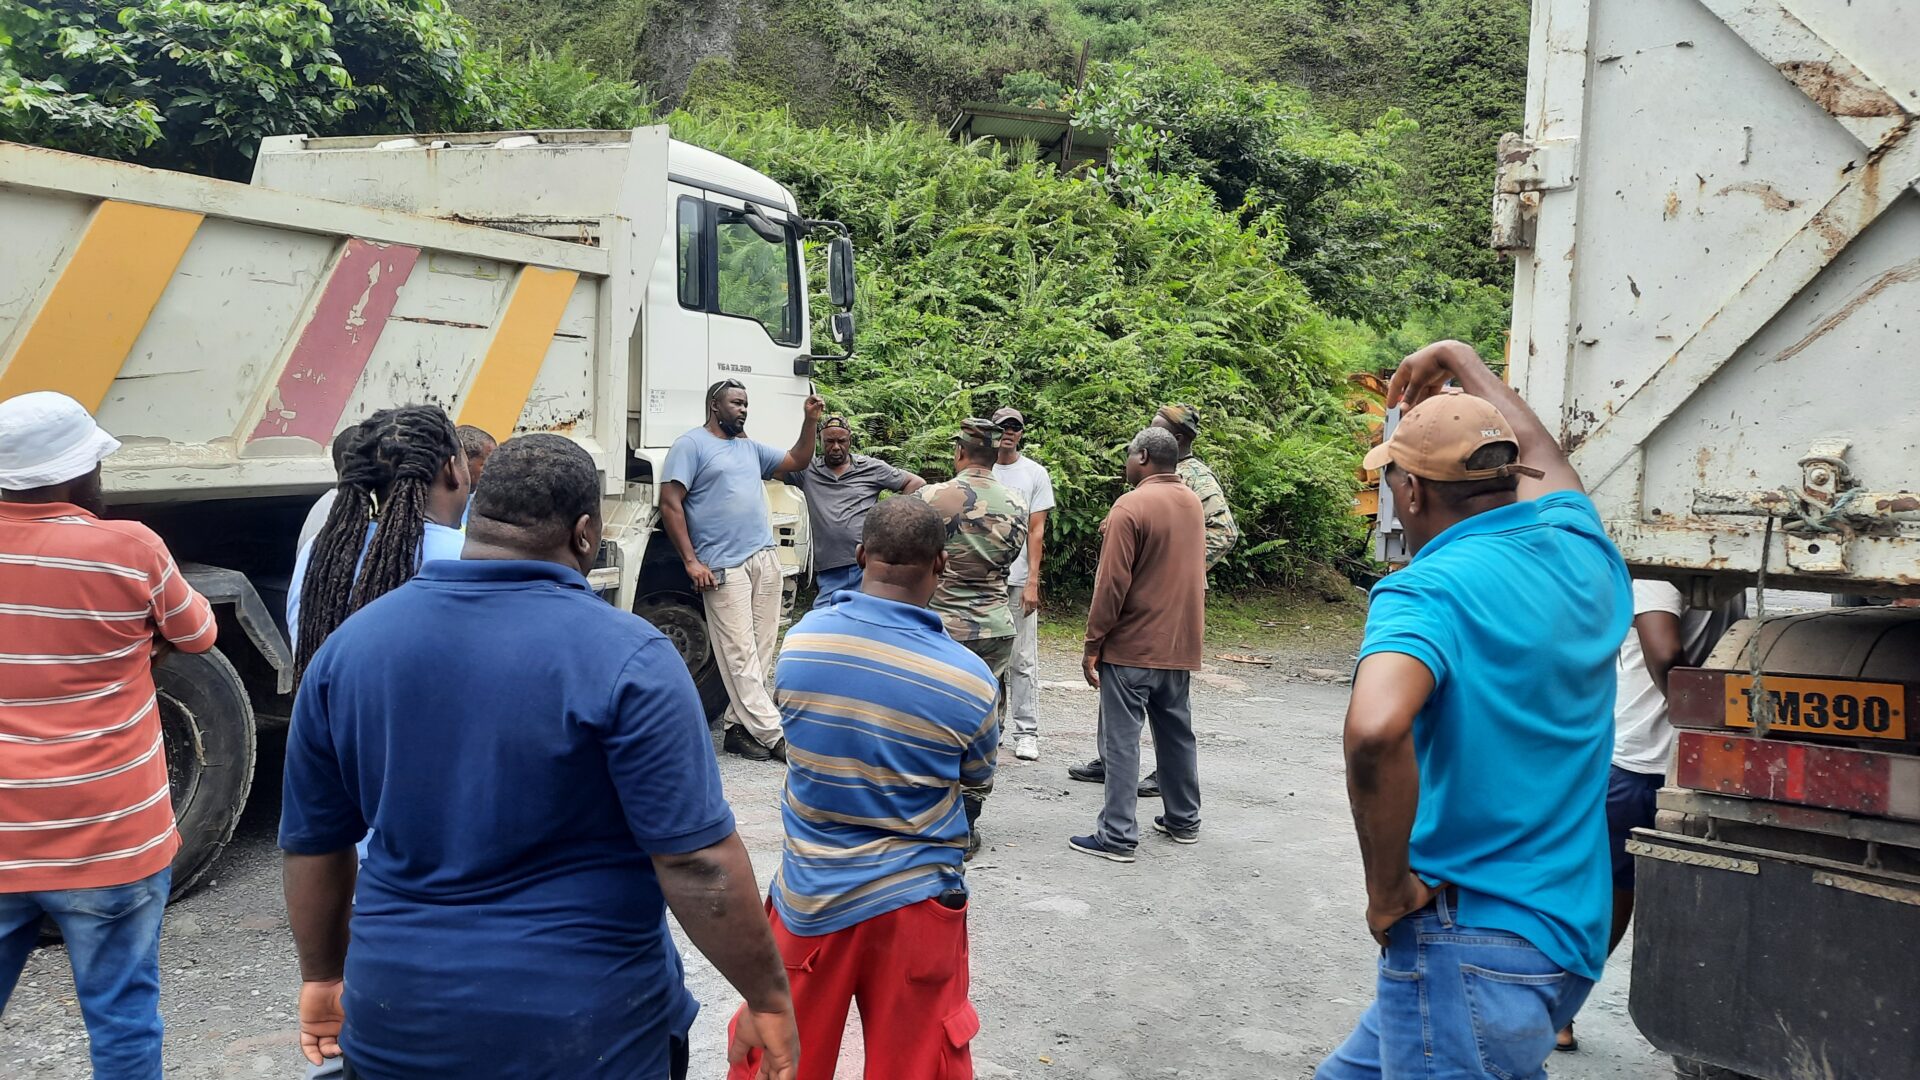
[1069,404,1239,791]
[1157,404,1238,572]
[917,418,1028,858]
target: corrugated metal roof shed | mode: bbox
[947,103,1111,171]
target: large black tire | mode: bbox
[157,647,256,899]
[1673,1058,1758,1080]
[634,590,728,721]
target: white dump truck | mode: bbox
[0,128,846,892]
[1500,3,1918,1076]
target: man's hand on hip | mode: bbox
[1366,872,1436,947]
[729,1001,801,1080]
[297,978,346,1066]
[685,559,717,591]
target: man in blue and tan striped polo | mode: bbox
[727,495,997,1080]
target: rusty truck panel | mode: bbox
[1503,0,1920,595]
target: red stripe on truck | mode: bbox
[1673,730,1920,822]
[249,239,420,444]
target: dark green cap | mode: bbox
[954,418,1001,451]
[1157,403,1201,436]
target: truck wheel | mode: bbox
[634,591,728,721]
[157,647,256,899]
[1673,1057,1757,1080]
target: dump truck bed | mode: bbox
[1503,0,1920,595]
[0,131,670,501]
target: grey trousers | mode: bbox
[1097,663,1201,851]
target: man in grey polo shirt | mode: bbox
[786,416,925,606]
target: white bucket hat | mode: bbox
[0,391,123,490]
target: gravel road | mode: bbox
[1,634,1672,1079]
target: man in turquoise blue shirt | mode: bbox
[1317,341,1631,1080]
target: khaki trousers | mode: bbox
[703,547,785,746]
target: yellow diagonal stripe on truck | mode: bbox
[456,266,580,440]
[0,202,204,410]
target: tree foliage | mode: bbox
[489,46,655,130]
[0,1,665,176]
[1076,59,1442,325]
[672,107,1364,583]
[0,0,1538,582]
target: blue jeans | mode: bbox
[0,868,171,1080]
[812,563,863,608]
[1316,889,1593,1080]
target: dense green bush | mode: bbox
[671,107,1365,585]
[0,0,497,178]
[1326,281,1511,378]
[1,0,1536,585]
[1075,59,1443,326]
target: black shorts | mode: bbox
[1606,765,1663,890]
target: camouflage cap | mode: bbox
[821,415,852,432]
[954,418,1002,451]
[1157,403,1202,436]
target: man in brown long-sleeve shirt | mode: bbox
[1070,427,1206,863]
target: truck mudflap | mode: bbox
[1628,829,1920,1080]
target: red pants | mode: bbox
[728,898,977,1080]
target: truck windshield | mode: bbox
[715,208,800,346]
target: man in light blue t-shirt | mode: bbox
[1316,341,1631,1080]
[660,379,824,761]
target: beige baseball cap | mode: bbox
[1363,392,1544,481]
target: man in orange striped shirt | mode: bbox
[0,391,215,1080]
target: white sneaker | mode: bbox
[1013,735,1039,761]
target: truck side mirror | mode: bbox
[830,311,855,350]
[828,235,855,310]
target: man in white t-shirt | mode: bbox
[1557,577,1684,1054]
[992,406,1056,762]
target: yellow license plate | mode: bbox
[1723,675,1907,739]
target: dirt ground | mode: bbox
[1,618,1673,1079]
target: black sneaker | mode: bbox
[1068,758,1106,783]
[723,726,772,761]
[1138,770,1161,799]
[1152,816,1199,844]
[1068,834,1136,863]
[964,828,982,862]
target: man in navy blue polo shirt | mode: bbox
[279,434,799,1080]
[1316,341,1631,1080]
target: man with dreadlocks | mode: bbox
[281,434,798,1080]
[285,405,470,675]
[660,379,825,762]
[297,421,370,557]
